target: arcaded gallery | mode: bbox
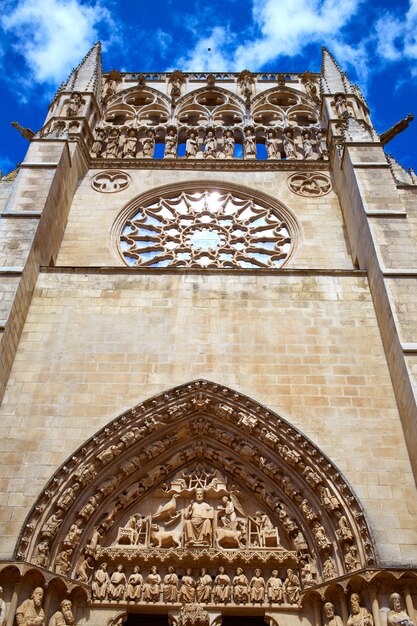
[1,42,417,626]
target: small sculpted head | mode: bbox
[389,593,402,612]
[32,588,44,607]
[324,602,335,619]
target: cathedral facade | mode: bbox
[0,43,417,626]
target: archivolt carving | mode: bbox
[16,380,375,600]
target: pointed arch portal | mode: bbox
[16,380,376,593]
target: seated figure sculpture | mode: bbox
[16,588,45,626]
[183,488,214,546]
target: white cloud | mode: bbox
[1,0,116,84]
[234,0,362,68]
[171,26,233,72]
[172,0,366,77]
[376,0,417,66]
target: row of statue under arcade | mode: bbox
[1,581,416,626]
[89,125,328,160]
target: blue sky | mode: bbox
[0,0,416,174]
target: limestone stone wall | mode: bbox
[56,169,354,270]
[1,269,416,564]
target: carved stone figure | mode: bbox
[16,588,45,626]
[41,509,63,539]
[105,129,120,159]
[320,486,339,512]
[180,569,196,603]
[250,569,265,603]
[185,131,198,158]
[63,520,83,549]
[243,128,256,158]
[170,74,183,101]
[67,92,81,117]
[126,566,143,601]
[266,131,280,159]
[233,568,249,604]
[300,557,316,587]
[303,465,322,488]
[102,77,117,100]
[292,529,308,553]
[122,129,137,158]
[267,570,284,603]
[87,525,104,551]
[324,602,344,626]
[344,545,360,571]
[163,566,179,603]
[34,540,49,567]
[335,93,348,118]
[204,130,217,158]
[387,593,414,626]
[109,564,127,600]
[54,548,73,576]
[323,555,338,579]
[238,71,254,101]
[76,555,94,583]
[0,587,6,626]
[143,566,161,602]
[316,130,328,159]
[312,522,332,550]
[184,488,214,546]
[218,495,237,527]
[164,129,177,158]
[337,515,353,542]
[347,593,373,626]
[57,484,80,511]
[283,569,300,605]
[118,513,145,544]
[92,563,110,600]
[150,523,180,548]
[48,600,75,626]
[196,568,212,603]
[283,131,297,159]
[223,130,235,158]
[302,132,314,159]
[142,129,155,158]
[300,499,317,522]
[213,566,231,603]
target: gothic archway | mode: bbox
[17,379,375,601]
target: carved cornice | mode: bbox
[90,158,330,171]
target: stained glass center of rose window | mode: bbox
[119,190,292,269]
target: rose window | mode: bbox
[118,190,295,269]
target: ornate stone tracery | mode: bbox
[16,379,375,604]
[111,181,301,270]
[90,80,327,161]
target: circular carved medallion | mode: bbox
[91,170,131,193]
[287,172,332,197]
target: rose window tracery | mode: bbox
[118,189,295,269]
